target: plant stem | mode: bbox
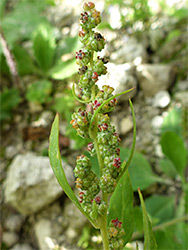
[90,113,109,249]
[0,26,21,90]
[100,192,109,250]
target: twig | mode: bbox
[131,214,188,240]
[0,26,20,89]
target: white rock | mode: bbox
[4,214,24,232]
[108,5,121,29]
[120,116,133,135]
[136,64,174,97]
[174,91,188,108]
[5,146,19,159]
[2,232,19,247]
[151,116,164,129]
[35,219,54,250]
[111,37,147,64]
[97,63,137,101]
[176,81,188,91]
[10,243,33,250]
[63,198,87,244]
[34,203,64,250]
[155,144,164,158]
[31,111,54,128]
[153,91,171,108]
[4,153,74,215]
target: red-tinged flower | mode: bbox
[77,154,85,160]
[110,98,117,106]
[113,157,121,168]
[76,50,85,60]
[116,148,120,155]
[87,142,94,151]
[97,56,109,64]
[80,12,89,23]
[99,123,108,131]
[83,2,95,11]
[93,100,101,110]
[92,72,99,80]
[94,32,104,41]
[79,30,86,37]
[94,196,101,204]
[111,218,122,228]
[114,132,121,142]
[70,119,78,129]
[92,196,101,204]
[79,191,84,203]
[78,66,88,75]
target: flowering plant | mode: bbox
[49,2,157,249]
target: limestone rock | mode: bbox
[10,243,33,250]
[97,63,137,102]
[136,64,174,97]
[2,231,19,247]
[4,214,25,232]
[111,37,147,64]
[34,203,63,250]
[63,198,88,244]
[153,90,171,108]
[4,153,74,215]
[34,201,83,250]
[174,91,188,108]
[120,116,133,135]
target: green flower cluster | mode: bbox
[92,85,117,113]
[108,218,125,250]
[74,154,107,218]
[70,108,92,138]
[97,114,122,193]
[75,2,107,101]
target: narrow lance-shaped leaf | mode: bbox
[138,188,157,250]
[108,170,134,245]
[49,113,98,229]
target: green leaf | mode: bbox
[0,88,21,121]
[0,0,6,19]
[120,148,159,191]
[160,131,187,176]
[1,0,48,46]
[49,59,77,80]
[159,158,177,179]
[52,90,75,120]
[12,45,37,75]
[49,114,98,228]
[171,8,188,19]
[145,195,175,224]
[33,24,56,72]
[26,80,52,104]
[138,189,157,250]
[161,107,182,137]
[155,225,183,250]
[133,206,143,232]
[57,36,80,56]
[108,170,134,244]
[166,30,181,43]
